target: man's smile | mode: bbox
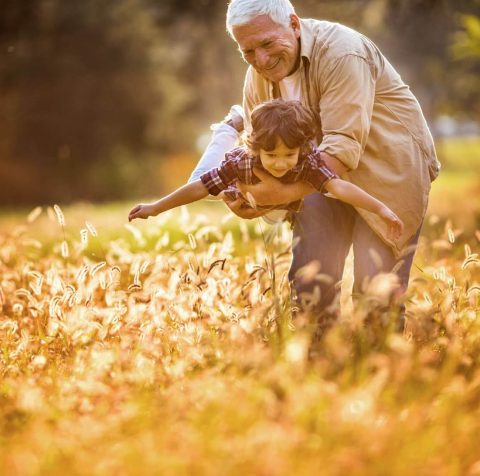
[264,58,280,70]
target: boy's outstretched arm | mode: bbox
[324,178,404,239]
[128,180,209,221]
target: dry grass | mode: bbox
[0,203,479,476]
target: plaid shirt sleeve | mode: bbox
[299,149,338,193]
[200,148,244,196]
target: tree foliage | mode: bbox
[0,0,478,204]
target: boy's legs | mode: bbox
[188,106,243,183]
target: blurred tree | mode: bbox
[296,0,374,29]
[150,0,246,131]
[382,0,480,119]
[0,0,194,204]
[451,14,480,59]
[449,13,480,116]
[0,0,478,205]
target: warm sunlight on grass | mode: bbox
[0,198,479,475]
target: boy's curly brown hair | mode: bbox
[246,99,317,155]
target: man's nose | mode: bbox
[254,48,270,68]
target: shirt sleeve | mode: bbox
[200,151,240,196]
[300,150,338,192]
[316,54,376,171]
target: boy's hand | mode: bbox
[379,206,404,240]
[128,203,155,222]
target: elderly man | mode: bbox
[190,0,440,330]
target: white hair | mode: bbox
[226,0,296,36]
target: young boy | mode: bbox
[128,99,404,240]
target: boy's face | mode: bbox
[259,138,300,177]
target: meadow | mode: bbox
[0,138,479,475]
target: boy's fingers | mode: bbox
[394,221,403,238]
[387,222,399,240]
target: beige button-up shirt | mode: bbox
[243,19,440,257]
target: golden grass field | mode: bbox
[0,138,479,475]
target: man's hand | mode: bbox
[222,197,267,220]
[237,167,314,206]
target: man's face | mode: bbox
[233,14,301,82]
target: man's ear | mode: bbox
[290,14,301,37]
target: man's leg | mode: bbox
[352,214,422,330]
[289,194,356,326]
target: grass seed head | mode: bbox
[80,229,89,245]
[90,261,106,277]
[61,240,69,258]
[86,221,98,237]
[448,228,455,244]
[53,204,66,227]
[27,206,43,224]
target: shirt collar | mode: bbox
[298,18,315,64]
[284,19,312,79]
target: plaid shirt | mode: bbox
[200,146,337,212]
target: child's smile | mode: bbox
[259,138,300,177]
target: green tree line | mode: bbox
[0,0,478,205]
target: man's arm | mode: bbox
[316,54,376,171]
[233,169,312,206]
[222,196,267,219]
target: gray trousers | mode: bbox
[288,192,422,330]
